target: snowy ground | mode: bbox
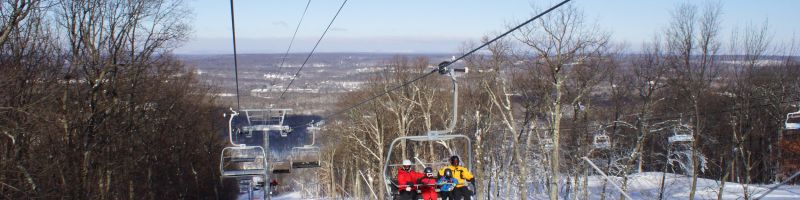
[556,172,800,200]
[237,191,300,200]
[237,172,800,199]
[271,192,302,200]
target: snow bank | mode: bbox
[578,172,800,200]
[237,191,301,200]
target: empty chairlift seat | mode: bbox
[271,160,292,174]
[241,109,293,137]
[668,124,694,143]
[242,125,292,137]
[593,133,611,149]
[220,146,268,177]
[242,109,290,125]
[291,146,321,168]
[786,111,800,130]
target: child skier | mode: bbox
[437,169,459,200]
[417,167,438,200]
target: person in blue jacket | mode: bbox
[437,169,459,200]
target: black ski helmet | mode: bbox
[424,167,434,177]
[449,155,460,166]
[444,169,453,178]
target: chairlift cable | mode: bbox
[288,0,574,129]
[438,0,572,70]
[229,0,241,110]
[271,0,312,93]
[279,0,348,99]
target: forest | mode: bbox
[1,0,229,199]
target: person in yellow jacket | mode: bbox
[438,155,474,200]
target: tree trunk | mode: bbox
[717,156,730,200]
[549,80,564,200]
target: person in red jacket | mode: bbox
[397,159,422,200]
[417,167,438,200]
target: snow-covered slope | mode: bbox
[238,172,799,199]
[237,191,300,200]
[576,172,800,200]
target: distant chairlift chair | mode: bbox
[668,124,694,143]
[785,110,800,131]
[242,108,293,137]
[291,146,321,168]
[593,131,611,149]
[291,123,322,168]
[242,124,292,138]
[271,160,292,174]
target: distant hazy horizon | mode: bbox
[179,0,799,54]
[175,37,474,54]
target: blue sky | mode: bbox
[176,0,799,54]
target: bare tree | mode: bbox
[0,2,59,197]
[719,19,772,200]
[663,2,722,199]
[1,0,227,199]
[0,0,41,47]
[513,4,609,200]
[609,38,670,200]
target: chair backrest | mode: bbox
[786,112,800,130]
[271,161,291,174]
[594,135,609,142]
[593,134,610,148]
[291,146,321,168]
[243,109,291,126]
[220,146,267,177]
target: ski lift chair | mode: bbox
[593,131,611,149]
[381,61,469,198]
[220,109,269,179]
[271,160,292,174]
[242,108,293,137]
[668,124,694,143]
[290,122,323,169]
[290,145,321,168]
[242,124,292,137]
[381,131,472,199]
[242,109,291,125]
[786,111,800,130]
[220,145,268,177]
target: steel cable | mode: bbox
[279,0,348,99]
